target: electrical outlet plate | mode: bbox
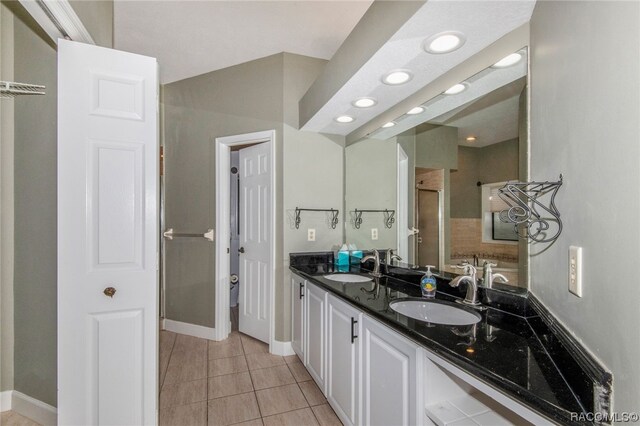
[569,246,582,297]
[307,229,316,242]
[371,228,379,240]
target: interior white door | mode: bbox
[57,40,158,425]
[239,142,271,342]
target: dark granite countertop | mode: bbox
[289,254,605,426]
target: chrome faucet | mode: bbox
[449,265,481,306]
[361,249,383,278]
[386,249,402,265]
[482,262,508,288]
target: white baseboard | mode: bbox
[0,390,12,412]
[270,339,295,356]
[163,319,217,340]
[1,390,57,426]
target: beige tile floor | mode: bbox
[0,411,41,426]
[1,330,340,426]
[160,330,343,426]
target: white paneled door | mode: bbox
[239,142,271,343]
[57,40,158,425]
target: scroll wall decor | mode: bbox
[498,175,563,244]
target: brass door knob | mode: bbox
[103,287,116,298]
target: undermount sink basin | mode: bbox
[389,299,481,326]
[323,274,372,283]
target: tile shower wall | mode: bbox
[450,218,518,261]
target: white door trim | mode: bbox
[214,130,276,349]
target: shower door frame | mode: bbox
[415,188,445,271]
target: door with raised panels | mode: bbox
[57,40,158,425]
[239,142,271,343]
[361,316,421,426]
[305,282,327,393]
[327,294,361,426]
[291,274,305,360]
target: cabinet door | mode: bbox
[362,316,421,426]
[305,282,327,393]
[327,294,361,426]
[291,274,305,361]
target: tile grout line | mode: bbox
[160,331,178,391]
[206,335,209,425]
[240,337,264,422]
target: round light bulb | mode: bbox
[407,106,425,115]
[353,97,377,108]
[444,83,467,95]
[466,136,477,142]
[382,70,413,85]
[382,122,396,128]
[492,53,523,68]
[334,115,354,123]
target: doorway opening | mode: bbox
[215,130,276,349]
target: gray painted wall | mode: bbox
[1,2,15,393]
[163,53,343,340]
[282,53,344,339]
[69,1,113,48]
[163,54,285,329]
[345,138,398,250]
[13,12,58,407]
[530,0,640,414]
[415,125,457,264]
[451,139,519,219]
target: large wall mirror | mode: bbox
[345,47,528,291]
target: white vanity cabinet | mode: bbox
[361,315,423,426]
[291,273,305,360]
[305,282,327,393]
[327,294,362,426]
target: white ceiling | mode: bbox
[300,0,535,135]
[113,1,372,84]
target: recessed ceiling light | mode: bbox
[492,52,523,68]
[334,115,354,123]
[466,136,477,142]
[382,121,396,128]
[423,31,466,54]
[444,83,468,95]
[352,97,377,108]
[382,70,413,85]
[407,106,425,115]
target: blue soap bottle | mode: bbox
[421,266,437,298]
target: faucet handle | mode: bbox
[484,262,497,269]
[453,264,476,275]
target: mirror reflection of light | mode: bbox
[444,83,467,95]
[407,106,425,115]
[382,121,396,128]
[493,53,523,68]
[334,115,354,123]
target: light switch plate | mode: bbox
[371,228,379,240]
[307,229,316,242]
[569,246,582,297]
